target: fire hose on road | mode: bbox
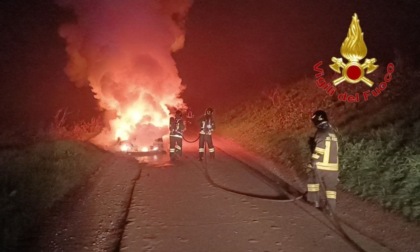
[196,146,367,252]
[198,148,298,202]
[179,133,369,252]
[182,134,200,143]
[313,168,367,252]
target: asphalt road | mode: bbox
[118,140,389,252]
[21,136,390,252]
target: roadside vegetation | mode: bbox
[218,66,420,221]
[0,114,109,251]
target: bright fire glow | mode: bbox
[120,143,132,152]
[56,0,193,149]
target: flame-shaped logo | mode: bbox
[330,13,378,86]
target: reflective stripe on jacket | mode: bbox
[200,116,215,135]
[169,117,185,137]
[311,124,339,171]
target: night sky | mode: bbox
[1,0,419,130]
[177,0,420,112]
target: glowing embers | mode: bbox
[120,141,134,152]
[118,138,164,155]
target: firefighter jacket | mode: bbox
[311,123,339,171]
[169,117,185,138]
[199,116,215,135]
[186,109,194,119]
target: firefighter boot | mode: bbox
[175,145,182,159]
[169,150,176,161]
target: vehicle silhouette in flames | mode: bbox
[117,138,165,156]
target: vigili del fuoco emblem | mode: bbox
[329,13,378,87]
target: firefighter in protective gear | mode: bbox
[169,110,185,160]
[306,110,339,211]
[198,107,216,161]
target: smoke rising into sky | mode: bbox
[56,0,193,148]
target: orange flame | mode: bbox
[57,0,192,149]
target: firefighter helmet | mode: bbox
[175,110,182,118]
[205,107,213,115]
[311,110,328,126]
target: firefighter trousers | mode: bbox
[198,134,215,159]
[169,135,183,159]
[306,169,338,211]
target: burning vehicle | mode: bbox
[117,137,165,155]
[92,122,170,156]
[57,0,191,157]
[116,137,166,155]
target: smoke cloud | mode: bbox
[56,0,193,149]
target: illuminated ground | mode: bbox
[20,138,420,252]
[120,142,388,252]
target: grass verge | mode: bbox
[217,69,420,221]
[0,140,111,251]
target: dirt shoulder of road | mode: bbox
[338,190,420,252]
[214,136,420,252]
[19,153,142,252]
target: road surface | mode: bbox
[21,136,390,252]
[119,139,388,252]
